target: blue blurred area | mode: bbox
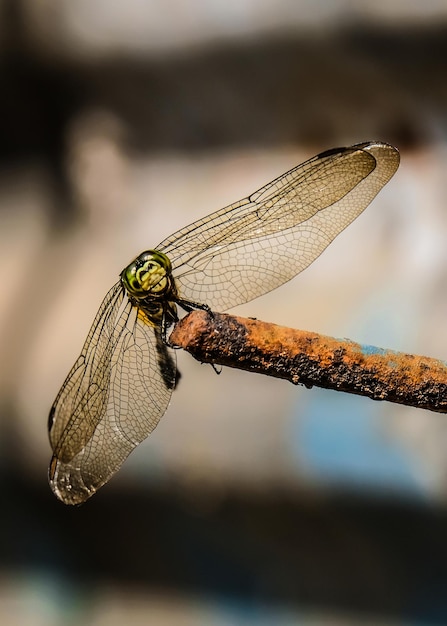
[291,389,429,498]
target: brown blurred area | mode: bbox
[2,1,447,624]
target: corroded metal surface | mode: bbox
[171,310,447,413]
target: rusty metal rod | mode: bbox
[170,310,447,413]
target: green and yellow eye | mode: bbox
[121,250,172,297]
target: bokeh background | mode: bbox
[2,1,447,624]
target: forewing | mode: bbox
[158,142,399,310]
[48,286,176,505]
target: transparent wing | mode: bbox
[158,142,399,311]
[48,283,176,505]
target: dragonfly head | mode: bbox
[121,250,173,299]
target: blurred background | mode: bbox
[2,0,447,624]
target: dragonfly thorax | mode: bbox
[121,250,173,300]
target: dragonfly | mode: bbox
[48,141,400,504]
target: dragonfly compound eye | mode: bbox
[121,250,172,298]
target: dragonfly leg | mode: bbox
[161,302,179,346]
[164,298,214,348]
[175,297,214,317]
[172,298,220,375]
